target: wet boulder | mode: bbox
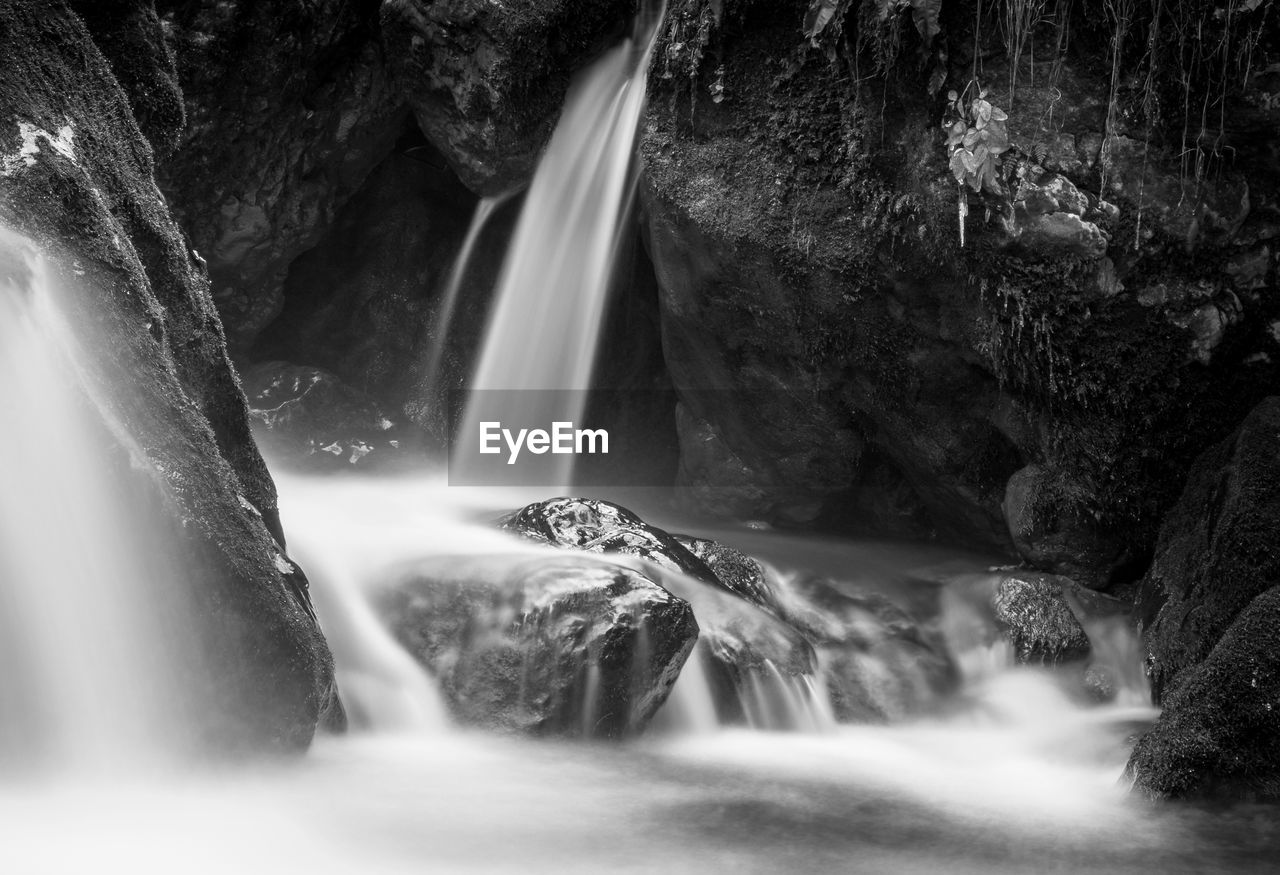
[377,556,698,737]
[379,0,635,194]
[1126,397,1280,799]
[992,572,1091,665]
[672,533,778,613]
[500,498,819,724]
[501,498,722,588]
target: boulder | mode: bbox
[500,498,819,723]
[672,533,778,613]
[156,0,406,348]
[1126,587,1280,800]
[0,1,335,751]
[1002,464,1138,589]
[992,572,1091,665]
[379,0,635,194]
[500,497,723,589]
[1136,397,1280,700]
[1124,397,1280,799]
[377,556,698,737]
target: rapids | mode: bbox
[4,473,1278,873]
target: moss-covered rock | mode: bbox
[640,0,1280,571]
[1126,587,1280,800]
[70,0,185,158]
[1124,397,1280,798]
[0,0,335,752]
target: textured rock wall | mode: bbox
[641,0,1279,584]
[0,0,335,751]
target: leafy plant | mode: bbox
[943,82,1012,246]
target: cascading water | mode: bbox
[417,192,512,404]
[453,1,665,485]
[0,230,175,771]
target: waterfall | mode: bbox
[453,1,665,485]
[417,192,512,404]
[0,230,175,770]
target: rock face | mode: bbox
[0,1,335,750]
[641,0,1280,575]
[1126,398,1280,799]
[378,556,698,737]
[992,572,1092,665]
[250,139,502,428]
[156,0,407,349]
[380,0,635,194]
[69,0,185,158]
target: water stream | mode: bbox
[453,1,664,485]
[0,229,176,773]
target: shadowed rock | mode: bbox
[1127,397,1280,799]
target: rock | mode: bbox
[242,362,410,471]
[499,497,818,723]
[672,533,777,613]
[1135,398,1280,706]
[500,497,723,589]
[70,0,185,158]
[379,0,634,194]
[1126,586,1280,800]
[992,572,1091,665]
[377,556,698,737]
[0,1,334,751]
[157,0,406,348]
[1225,245,1272,291]
[1002,464,1137,589]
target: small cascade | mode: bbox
[938,575,1016,681]
[1074,611,1152,707]
[741,662,836,732]
[418,192,512,402]
[0,230,176,770]
[276,476,457,733]
[454,1,665,485]
[650,641,720,735]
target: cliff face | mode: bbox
[641,0,1279,585]
[0,0,336,751]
